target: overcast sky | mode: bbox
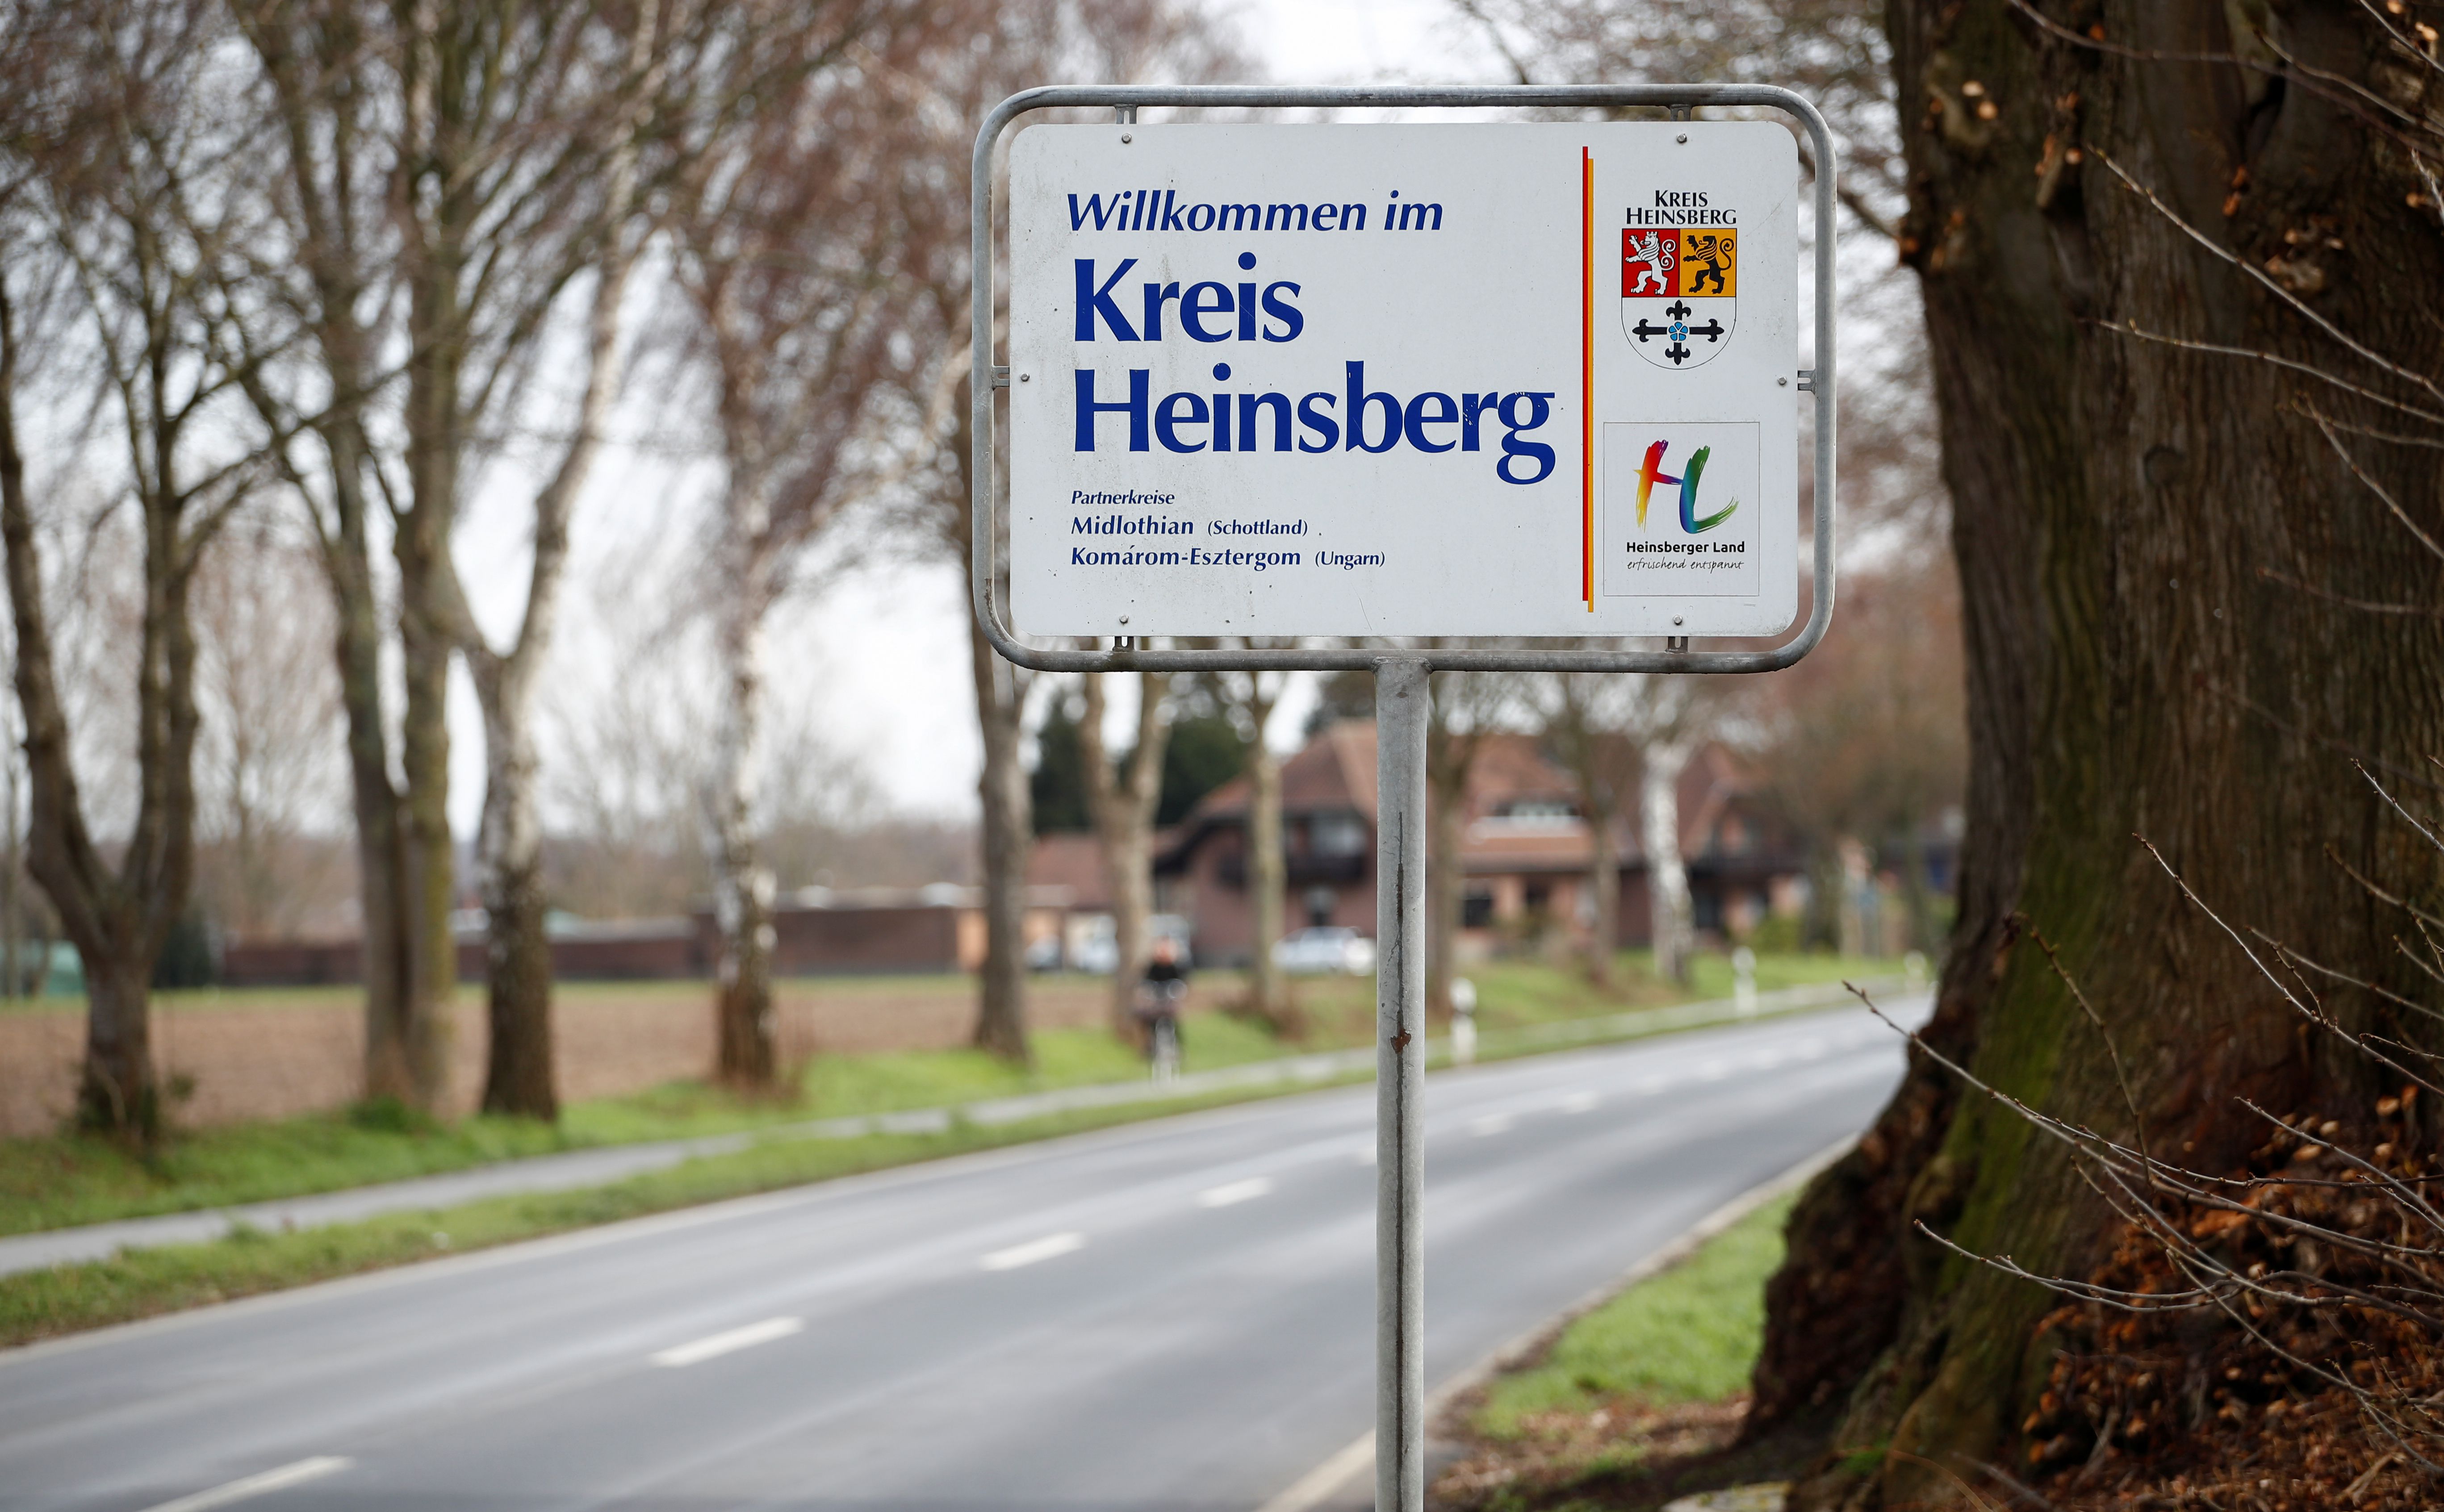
[448,0,1508,835]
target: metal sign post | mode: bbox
[971,85,1838,1512]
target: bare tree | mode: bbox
[1,0,263,1136]
[226,0,764,1113]
[189,512,345,937]
[1426,667,1513,1020]
[1534,676,1636,987]
[664,8,932,1088]
[1080,670,1170,1037]
[875,0,1254,1061]
[1218,663,1289,1023]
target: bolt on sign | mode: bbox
[1004,123,1800,639]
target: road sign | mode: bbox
[1005,122,1800,640]
[974,84,1838,1512]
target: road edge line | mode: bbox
[1248,1134,1857,1512]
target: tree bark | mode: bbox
[327,417,431,1109]
[469,36,649,1116]
[1425,685,1482,1023]
[951,372,1033,1065]
[227,7,434,1108]
[1758,5,2444,1504]
[1081,670,1169,1036]
[1641,738,1694,986]
[1586,785,1619,982]
[967,605,1033,1062]
[1246,698,1286,1018]
[711,554,778,1088]
[0,265,205,1140]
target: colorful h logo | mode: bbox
[1633,440,1737,533]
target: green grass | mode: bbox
[0,950,1880,1350]
[1476,1193,1796,1439]
[0,1082,1357,1350]
[0,952,1895,1240]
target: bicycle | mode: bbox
[1132,977,1185,1083]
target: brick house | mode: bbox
[1153,720,1808,966]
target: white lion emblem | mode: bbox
[1624,230,1676,296]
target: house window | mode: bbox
[1462,889,1494,929]
[1312,813,1368,856]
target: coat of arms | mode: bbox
[1620,227,1737,370]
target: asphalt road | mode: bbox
[0,996,1925,1512]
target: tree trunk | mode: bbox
[1425,695,1478,1024]
[1758,5,2444,1505]
[329,448,429,1110]
[1081,670,1169,1036]
[967,606,1033,1063]
[0,273,203,1142]
[1642,739,1693,986]
[468,0,649,1122]
[1247,723,1286,1018]
[394,226,465,1113]
[80,952,156,1134]
[711,568,778,1088]
[3,734,20,998]
[477,698,556,1119]
[1586,792,1619,986]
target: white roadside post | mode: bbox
[972,86,1838,1512]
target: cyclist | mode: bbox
[1134,935,1190,1082]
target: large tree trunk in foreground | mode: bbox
[1758,4,2444,1506]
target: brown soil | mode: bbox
[0,977,1214,1136]
[2007,1090,2440,1512]
[1429,1391,1822,1512]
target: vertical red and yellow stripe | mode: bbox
[1580,147,1594,611]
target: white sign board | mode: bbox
[1006,123,1798,639]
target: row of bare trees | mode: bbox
[0,0,1243,1138]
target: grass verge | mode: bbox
[0,1077,1356,1351]
[1432,1193,1818,1512]
[0,952,1895,1237]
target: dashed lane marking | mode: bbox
[979,1232,1085,1271]
[136,1457,353,1512]
[1197,1177,1274,1208]
[650,1316,803,1367]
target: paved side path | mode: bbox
[0,979,1895,1279]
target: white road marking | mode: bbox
[650,1315,804,1367]
[1254,1430,1374,1512]
[1796,1039,1829,1059]
[1697,1060,1731,1082]
[1557,1091,1599,1113]
[1469,1113,1513,1136]
[137,1457,352,1512]
[979,1232,1085,1270]
[1635,1074,1670,1095]
[1197,1177,1274,1208]
[1355,1142,1377,1165]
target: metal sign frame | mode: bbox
[969,83,1838,675]
[971,84,1838,1512]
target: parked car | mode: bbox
[1272,926,1377,976]
[1063,914,1195,975]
